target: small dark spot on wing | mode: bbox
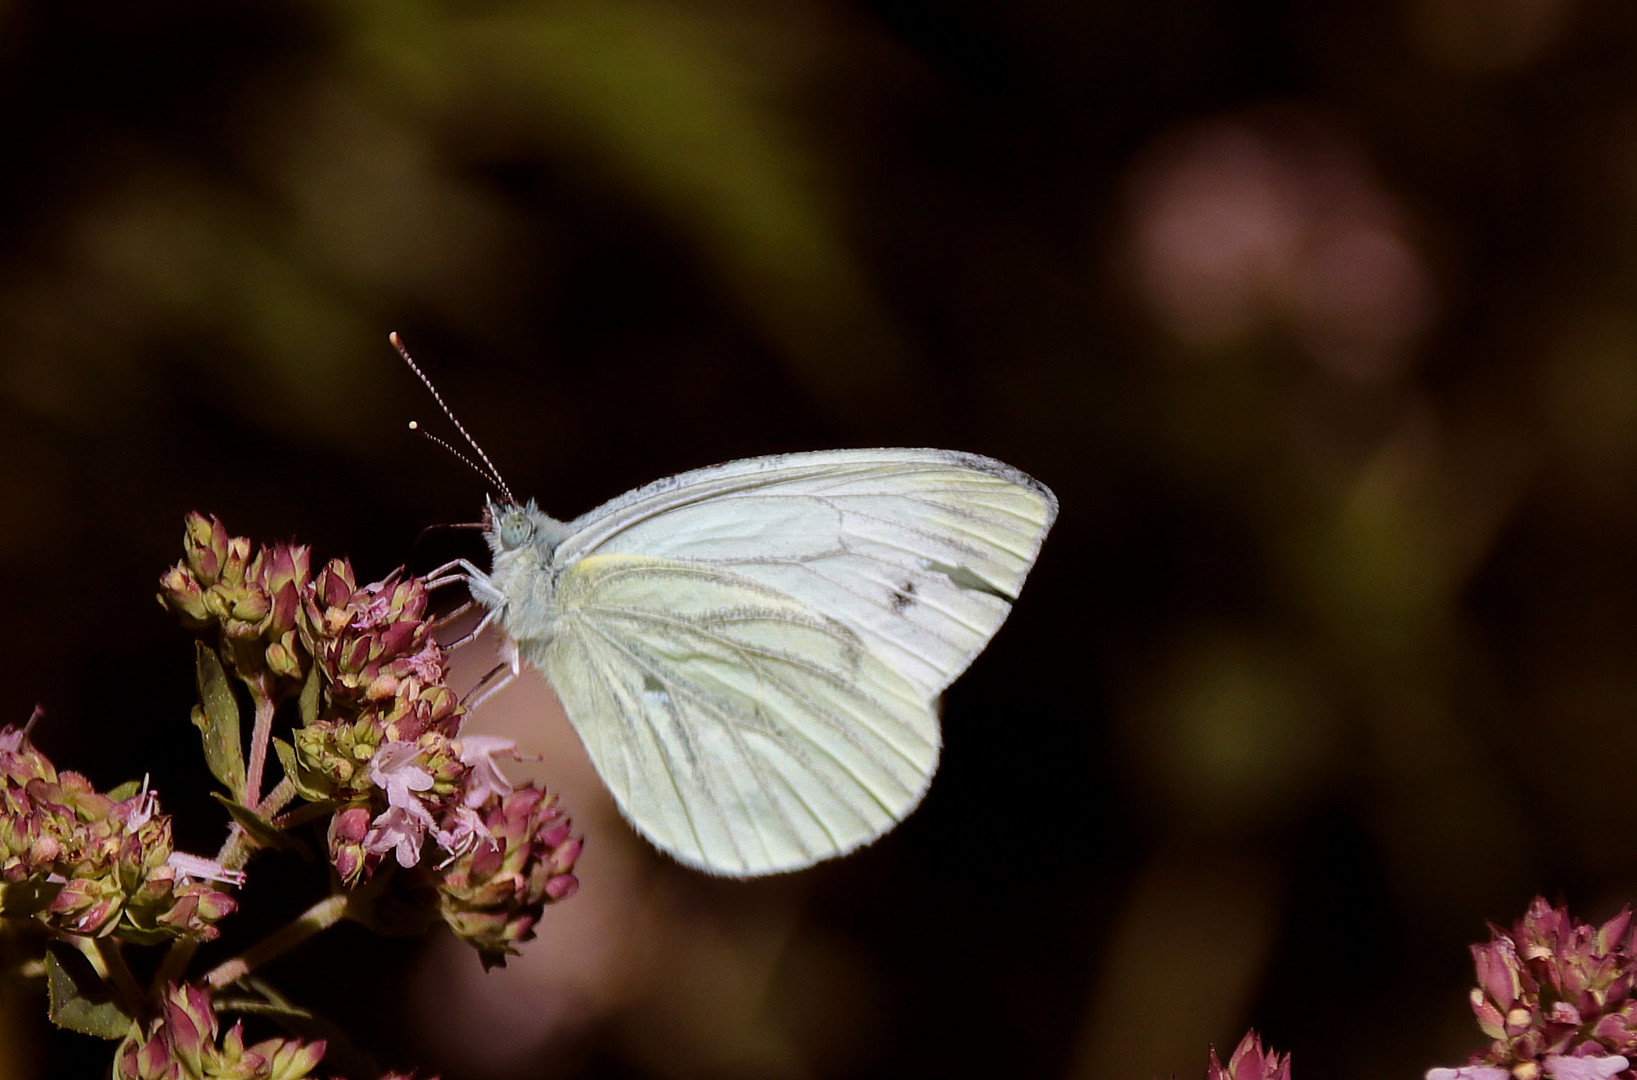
[916,558,1016,602]
[890,580,917,613]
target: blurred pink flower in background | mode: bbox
[1123,109,1436,383]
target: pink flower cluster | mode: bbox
[1428,897,1637,1080]
[114,983,325,1080]
[160,513,582,966]
[112,981,439,1080]
[0,722,238,944]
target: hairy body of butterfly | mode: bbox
[461,447,1057,877]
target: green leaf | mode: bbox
[45,946,134,1040]
[194,642,247,802]
[272,738,331,803]
[298,663,322,728]
[211,792,311,857]
[0,876,60,919]
[104,779,143,802]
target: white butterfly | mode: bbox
[397,342,1056,876]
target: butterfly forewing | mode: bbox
[548,449,1059,700]
[537,554,939,875]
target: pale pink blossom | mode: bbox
[365,804,432,868]
[457,735,517,808]
[369,741,434,812]
[1545,1056,1631,1080]
[435,805,490,859]
[166,851,247,887]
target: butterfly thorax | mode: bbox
[483,501,572,646]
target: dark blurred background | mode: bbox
[3,1,1636,1077]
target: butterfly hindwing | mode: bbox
[534,553,939,876]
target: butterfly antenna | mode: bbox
[391,332,518,505]
[406,421,513,500]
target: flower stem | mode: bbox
[202,893,350,990]
[154,937,198,996]
[91,937,145,1019]
[259,776,298,819]
[214,818,251,874]
[244,687,276,811]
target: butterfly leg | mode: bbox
[422,558,509,609]
[433,598,476,625]
[439,604,503,652]
[463,637,521,712]
[423,557,484,588]
[429,598,497,651]
[421,556,478,579]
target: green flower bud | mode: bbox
[181,513,230,587]
[292,719,381,801]
[158,564,211,627]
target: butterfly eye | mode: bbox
[497,510,535,550]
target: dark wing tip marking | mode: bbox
[931,449,1059,525]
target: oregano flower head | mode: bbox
[1427,897,1637,1080]
[3,511,581,1078]
[0,724,237,944]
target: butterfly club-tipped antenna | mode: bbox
[391,331,519,507]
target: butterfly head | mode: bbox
[484,498,570,559]
[489,501,536,550]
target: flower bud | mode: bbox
[162,516,317,691]
[181,513,230,587]
[1208,1031,1290,1080]
[329,804,375,887]
[158,564,210,627]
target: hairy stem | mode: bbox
[214,819,251,874]
[258,776,298,819]
[244,688,276,811]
